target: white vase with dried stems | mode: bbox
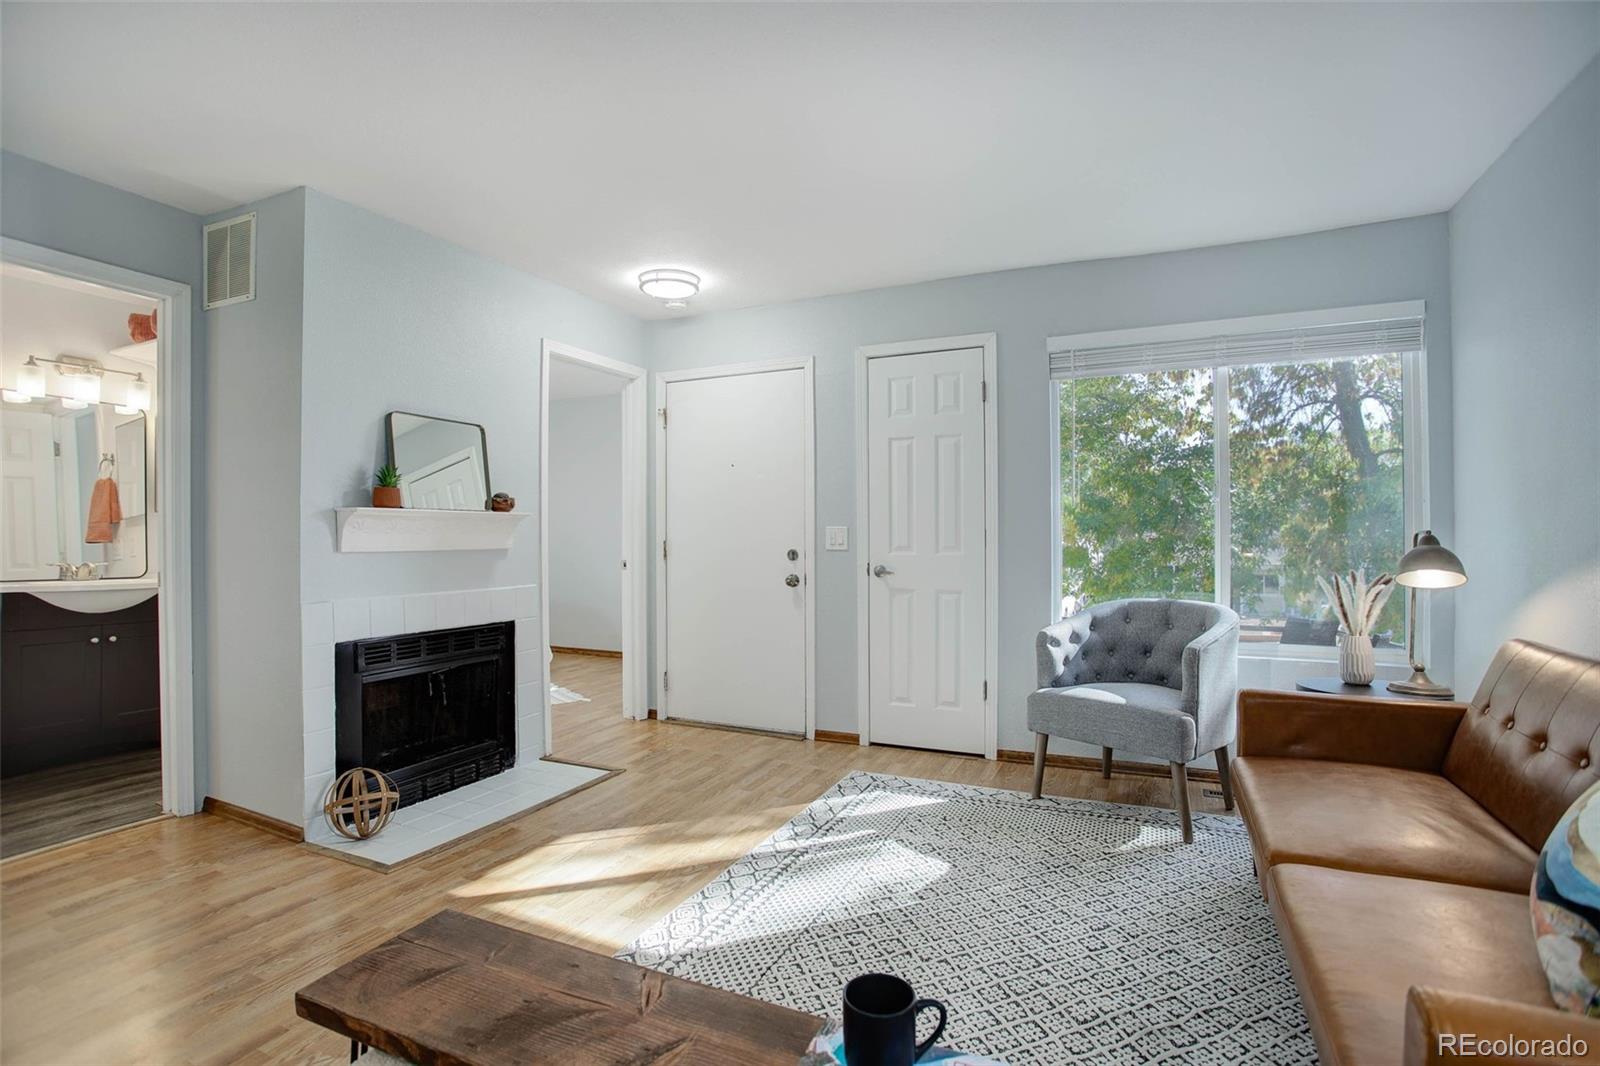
[1316,570,1396,686]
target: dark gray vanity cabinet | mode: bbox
[1,593,160,777]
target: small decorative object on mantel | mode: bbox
[372,464,403,509]
[323,767,399,840]
[490,492,515,513]
[1316,569,1395,686]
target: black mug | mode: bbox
[842,973,947,1065]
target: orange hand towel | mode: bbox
[85,477,123,544]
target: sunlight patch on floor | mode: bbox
[1111,823,1186,852]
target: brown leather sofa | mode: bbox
[1234,639,1600,1065]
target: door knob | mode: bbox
[785,574,800,588]
[107,634,118,643]
[89,636,100,644]
[873,564,894,578]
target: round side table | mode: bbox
[1294,677,1453,701]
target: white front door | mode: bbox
[662,367,808,734]
[1,410,60,581]
[866,348,987,753]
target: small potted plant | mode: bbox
[372,464,403,508]
[1316,569,1395,685]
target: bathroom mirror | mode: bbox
[0,407,148,581]
[385,411,490,511]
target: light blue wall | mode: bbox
[548,394,624,652]
[298,189,646,613]
[1450,57,1600,686]
[645,216,1456,751]
[203,188,306,824]
[0,150,211,800]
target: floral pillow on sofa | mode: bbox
[1533,780,1600,1015]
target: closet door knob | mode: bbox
[107,634,119,643]
[89,636,100,644]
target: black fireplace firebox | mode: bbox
[334,622,515,807]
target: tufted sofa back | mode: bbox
[1443,640,1600,850]
[1057,598,1231,691]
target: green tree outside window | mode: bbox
[1060,353,1406,647]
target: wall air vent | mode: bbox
[203,212,256,309]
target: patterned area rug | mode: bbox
[619,771,1315,1065]
[550,684,589,705]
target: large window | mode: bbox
[1052,308,1423,659]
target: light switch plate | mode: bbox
[825,526,849,551]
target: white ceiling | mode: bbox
[3,4,1597,319]
[549,356,629,400]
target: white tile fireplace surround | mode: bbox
[299,584,543,839]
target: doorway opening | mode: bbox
[538,341,647,759]
[0,243,195,858]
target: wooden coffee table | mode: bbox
[295,910,822,1065]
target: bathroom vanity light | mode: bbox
[118,375,152,414]
[19,355,150,410]
[67,367,102,406]
[14,357,46,400]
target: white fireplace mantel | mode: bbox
[335,507,529,552]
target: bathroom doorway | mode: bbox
[538,340,647,759]
[0,240,194,857]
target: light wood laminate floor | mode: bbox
[0,747,163,860]
[0,654,1229,1065]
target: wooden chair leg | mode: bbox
[1101,747,1113,780]
[1215,745,1235,811]
[1170,761,1194,844]
[1031,733,1048,799]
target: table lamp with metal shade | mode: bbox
[1388,530,1467,698]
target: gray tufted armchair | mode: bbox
[1029,598,1239,842]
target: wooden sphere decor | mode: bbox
[323,768,399,840]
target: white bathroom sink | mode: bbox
[12,582,159,614]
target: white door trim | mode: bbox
[855,333,998,759]
[539,339,649,753]
[653,358,816,738]
[1,236,197,814]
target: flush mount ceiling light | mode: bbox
[638,268,700,305]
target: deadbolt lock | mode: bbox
[786,548,799,561]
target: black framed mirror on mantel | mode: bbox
[385,411,491,511]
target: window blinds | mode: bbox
[1048,315,1423,380]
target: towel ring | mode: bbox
[98,453,116,476]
